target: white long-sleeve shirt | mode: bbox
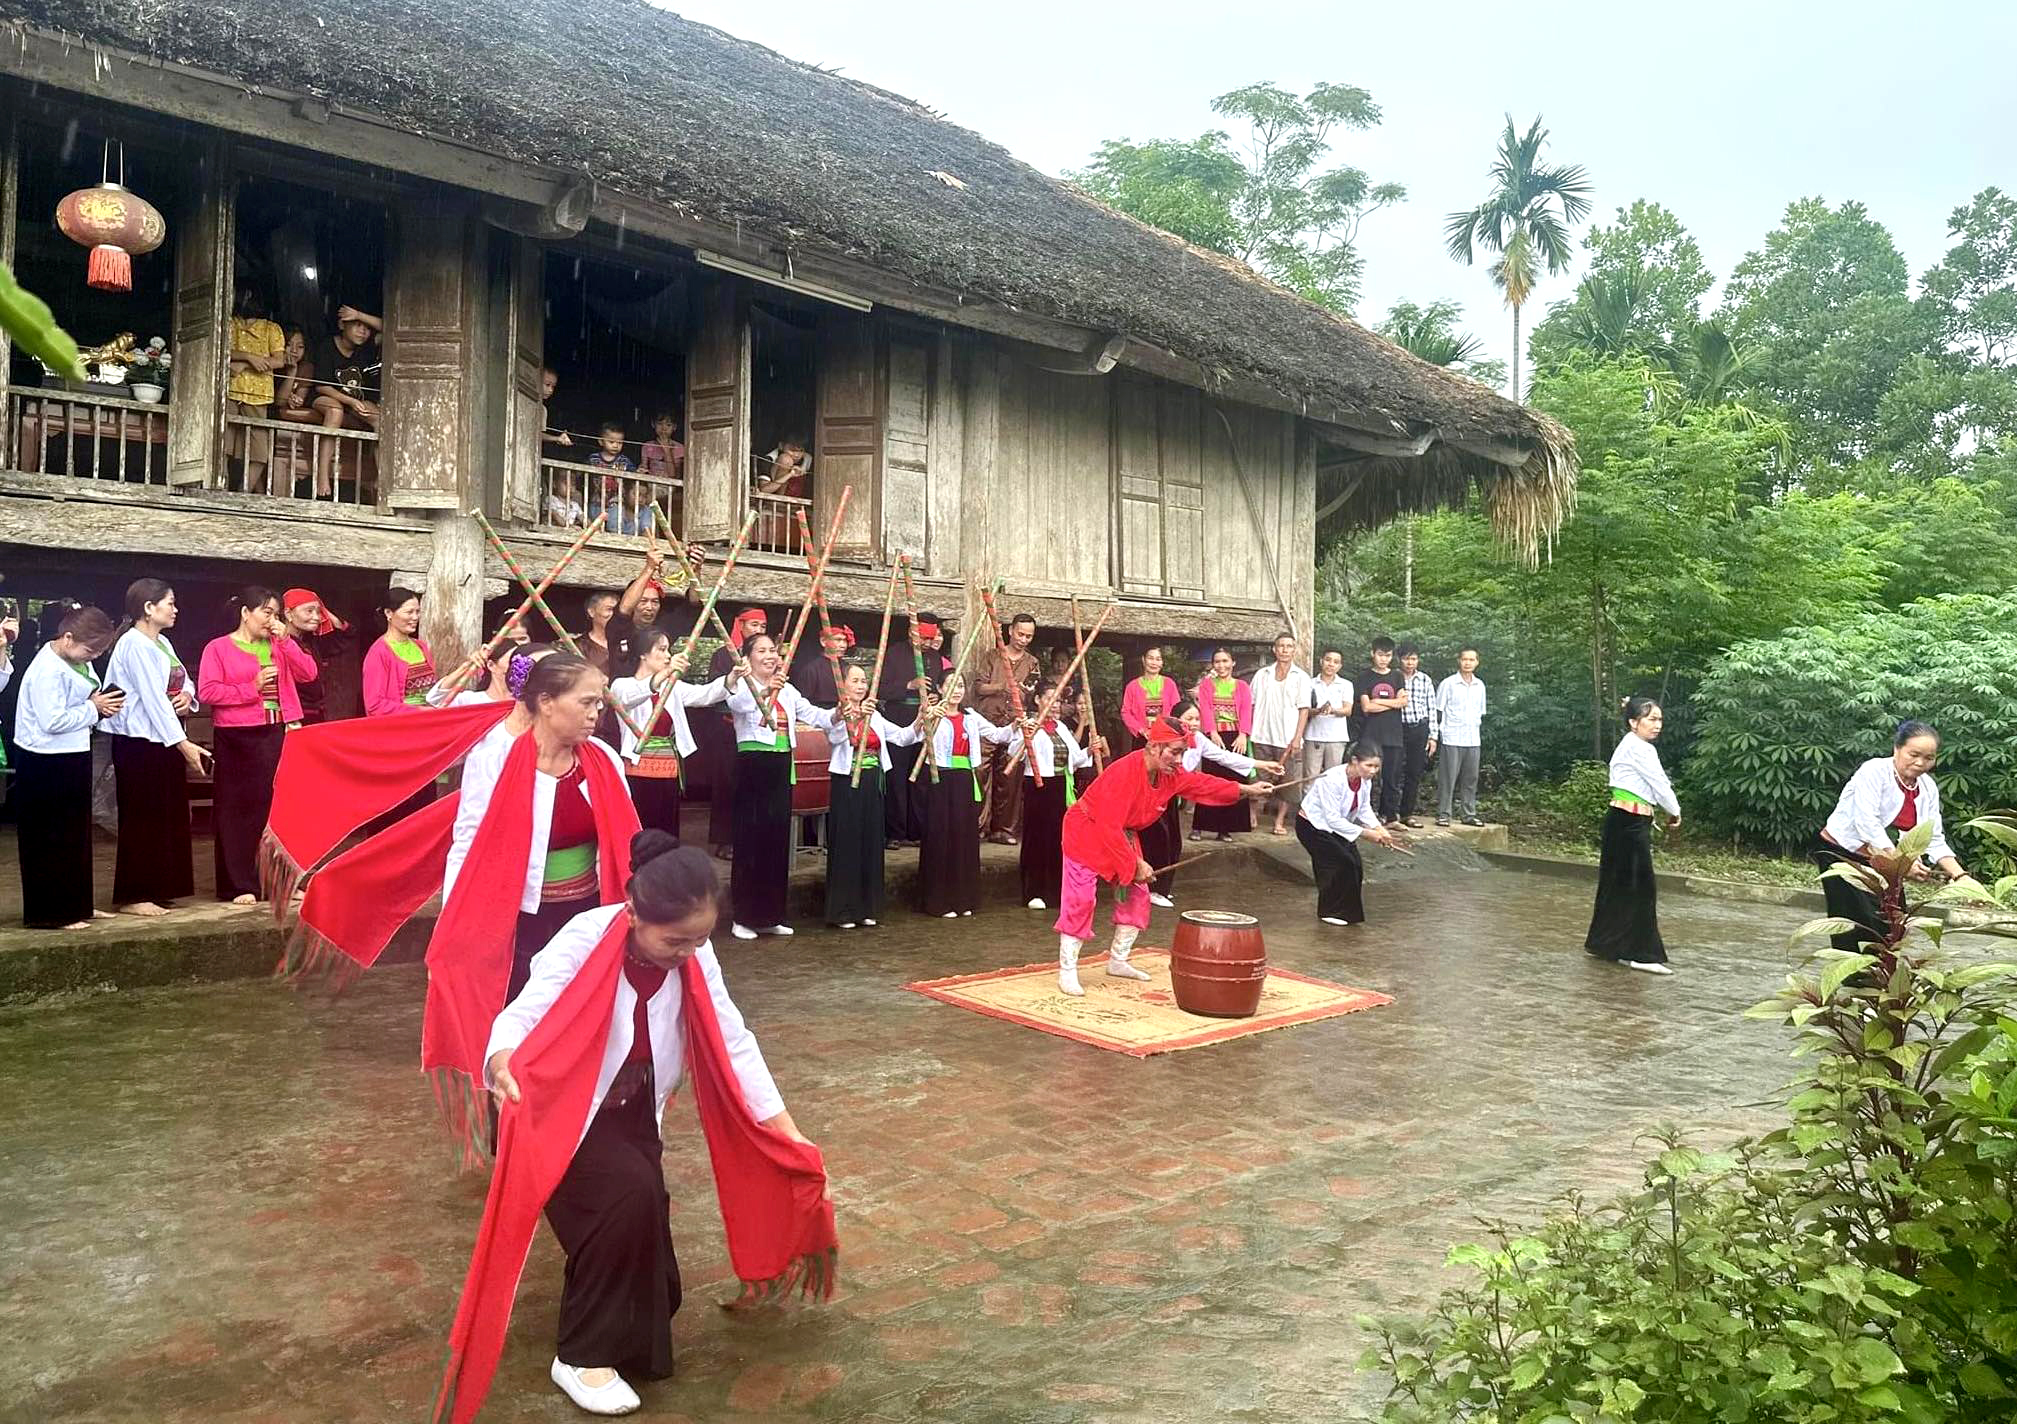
[1184,732,1256,777]
[1824,757,1953,863]
[1433,674,1487,747]
[1009,721,1092,779]
[725,680,831,749]
[1608,733,1680,819]
[608,674,730,762]
[103,628,194,747]
[1299,764,1382,840]
[926,709,1014,764]
[14,644,105,754]
[444,726,632,912]
[821,709,922,773]
[484,903,784,1131]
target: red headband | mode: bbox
[727,608,767,651]
[1145,718,1185,745]
[281,588,347,635]
[824,625,857,648]
[914,619,940,637]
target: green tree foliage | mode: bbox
[1377,299,1507,388]
[1070,81,1405,312]
[1689,596,2017,849]
[1532,199,1714,368]
[0,262,83,380]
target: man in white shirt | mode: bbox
[1431,648,1487,826]
[1302,649,1354,784]
[1248,632,1313,836]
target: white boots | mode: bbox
[1106,924,1151,981]
[1058,935,1085,996]
[1059,927,1153,995]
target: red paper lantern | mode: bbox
[55,182,166,293]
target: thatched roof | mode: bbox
[3,0,1573,551]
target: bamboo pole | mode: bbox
[909,577,1006,783]
[979,585,1040,786]
[769,486,852,731]
[1069,593,1106,774]
[795,506,844,696]
[852,556,905,788]
[1017,600,1113,748]
[438,515,601,697]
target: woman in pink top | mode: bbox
[198,586,318,903]
[1119,646,1179,750]
[1191,647,1254,840]
[362,586,436,716]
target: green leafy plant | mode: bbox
[0,261,84,380]
[1357,816,2017,1422]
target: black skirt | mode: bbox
[1585,807,1666,963]
[1190,756,1250,834]
[730,750,792,929]
[824,769,886,925]
[919,766,981,915]
[1295,816,1365,924]
[629,772,683,845]
[513,892,600,1002]
[700,716,737,849]
[211,723,285,901]
[1810,834,1898,955]
[111,735,195,907]
[15,747,94,927]
[884,741,927,843]
[544,1086,682,1377]
[1019,773,1068,904]
[1142,798,1181,897]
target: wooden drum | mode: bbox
[792,724,832,816]
[1169,910,1267,1018]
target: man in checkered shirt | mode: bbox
[1396,644,1437,828]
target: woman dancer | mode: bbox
[723,631,831,939]
[608,629,733,844]
[1120,645,1179,750]
[1296,742,1396,926]
[917,673,1015,918]
[104,579,209,915]
[704,608,767,859]
[1152,699,1282,905]
[198,586,317,904]
[1191,647,1254,842]
[1812,721,1971,954]
[440,834,833,1422]
[13,606,122,928]
[820,661,921,928]
[1015,679,1098,911]
[1585,696,1681,975]
[362,586,435,714]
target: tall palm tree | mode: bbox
[1445,115,1593,404]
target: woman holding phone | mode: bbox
[104,579,211,916]
[14,605,123,928]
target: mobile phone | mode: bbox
[101,683,125,699]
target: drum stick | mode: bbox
[1145,850,1220,879]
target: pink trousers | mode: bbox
[1053,853,1151,942]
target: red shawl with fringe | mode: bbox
[433,910,837,1424]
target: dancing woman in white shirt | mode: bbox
[1585,696,1680,974]
[1813,721,1970,954]
[1295,742,1397,926]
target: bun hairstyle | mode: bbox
[122,577,173,628]
[58,605,116,646]
[1894,719,1938,747]
[227,585,280,624]
[1622,694,1661,724]
[626,831,720,924]
[517,650,593,710]
[1348,738,1386,763]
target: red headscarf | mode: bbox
[727,607,767,651]
[282,587,348,635]
[1145,717,1186,745]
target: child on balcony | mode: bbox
[753,437,811,549]
[586,420,634,520]
[545,472,585,529]
[641,412,684,485]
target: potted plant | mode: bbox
[126,336,171,402]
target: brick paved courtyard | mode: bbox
[0,861,1811,1422]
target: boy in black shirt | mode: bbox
[310,306,382,497]
[1356,637,1409,824]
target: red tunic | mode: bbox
[1059,748,1243,884]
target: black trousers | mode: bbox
[1397,721,1431,819]
[730,750,792,928]
[1141,797,1181,897]
[825,771,886,925]
[111,735,194,906]
[1372,740,1406,823]
[212,723,284,900]
[1810,834,1900,955]
[884,742,927,842]
[544,1086,682,1377]
[629,773,683,845]
[1585,808,1666,963]
[919,767,981,915]
[16,747,93,927]
[1295,816,1365,923]
[1019,774,1069,904]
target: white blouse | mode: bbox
[608,674,730,762]
[444,725,632,913]
[1010,722,1092,779]
[1824,757,1953,863]
[725,680,831,748]
[103,628,195,747]
[1300,764,1382,839]
[14,644,105,754]
[1608,734,1681,818]
[1184,733,1256,777]
[485,903,784,1131]
[926,709,1014,764]
[820,709,922,773]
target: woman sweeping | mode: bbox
[13,606,122,929]
[607,629,733,844]
[917,673,1015,918]
[820,661,921,929]
[1014,679,1099,911]
[1813,721,1971,954]
[723,631,831,940]
[104,579,210,916]
[438,834,833,1422]
[198,586,317,904]
[1119,646,1179,750]
[1585,696,1681,975]
[1191,647,1254,842]
[1296,742,1396,926]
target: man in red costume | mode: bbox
[1053,717,1275,995]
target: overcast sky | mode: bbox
[663,1,2014,381]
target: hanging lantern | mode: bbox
[55,142,166,293]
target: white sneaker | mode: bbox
[1320,916,1351,926]
[1148,892,1174,909]
[1027,897,1047,910]
[1626,960,1675,976]
[551,1358,640,1416]
[731,923,758,941]
[942,910,958,919]
[862,917,877,926]
[767,924,795,936]
[837,922,857,930]
[961,909,973,917]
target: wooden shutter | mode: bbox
[881,335,931,561]
[499,233,544,522]
[382,203,477,510]
[168,140,232,487]
[684,279,747,541]
[1159,385,1205,600]
[1114,376,1162,594]
[814,313,878,557]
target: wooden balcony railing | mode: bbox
[222,411,379,506]
[749,489,813,556]
[540,456,683,540]
[6,385,170,484]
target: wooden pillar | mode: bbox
[0,102,17,468]
[1292,418,1317,664]
[168,138,231,488]
[684,277,748,541]
[958,343,1000,576]
[813,312,879,556]
[922,338,963,577]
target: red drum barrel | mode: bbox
[1169,909,1267,1017]
[792,724,831,816]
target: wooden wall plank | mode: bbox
[882,334,931,563]
[168,139,230,488]
[383,201,475,510]
[923,337,962,575]
[813,313,877,555]
[684,278,747,541]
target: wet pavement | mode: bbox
[0,862,1812,1423]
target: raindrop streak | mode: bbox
[59,118,78,163]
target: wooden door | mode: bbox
[881,335,931,562]
[499,233,544,522]
[168,139,231,487]
[382,202,474,510]
[813,313,878,557]
[1159,385,1206,600]
[684,279,747,541]
[1114,377,1163,594]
